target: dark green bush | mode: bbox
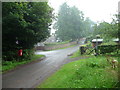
[22,49,34,60]
[98,45,120,54]
[2,48,34,61]
[79,42,93,55]
[2,50,18,61]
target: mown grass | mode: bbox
[38,54,119,88]
[2,54,45,73]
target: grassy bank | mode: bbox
[45,44,77,51]
[2,54,45,73]
[44,41,70,46]
[70,50,81,58]
[38,50,119,88]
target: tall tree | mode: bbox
[83,17,94,37]
[2,2,53,61]
[54,2,93,41]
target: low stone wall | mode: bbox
[35,41,77,51]
[35,46,45,50]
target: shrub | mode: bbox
[80,42,93,55]
[22,49,34,60]
[2,48,34,61]
[98,45,120,54]
[2,50,18,61]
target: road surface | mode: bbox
[3,45,80,88]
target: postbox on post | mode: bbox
[18,49,23,56]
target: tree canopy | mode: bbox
[54,2,94,41]
[92,15,118,41]
[2,2,53,61]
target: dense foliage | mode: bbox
[2,2,53,61]
[98,45,120,54]
[118,14,120,40]
[92,15,119,41]
[54,2,94,41]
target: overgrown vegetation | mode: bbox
[2,2,53,61]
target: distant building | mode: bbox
[34,34,57,47]
[44,35,56,43]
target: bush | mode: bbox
[2,50,18,61]
[80,42,92,55]
[98,45,120,54]
[2,48,34,61]
[22,49,34,60]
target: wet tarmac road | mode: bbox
[2,45,80,88]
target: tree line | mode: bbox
[54,2,94,41]
[54,2,119,42]
[92,14,119,42]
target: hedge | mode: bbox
[98,45,120,54]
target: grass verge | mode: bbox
[2,54,45,73]
[44,41,70,46]
[45,44,77,51]
[70,50,80,58]
[38,56,118,88]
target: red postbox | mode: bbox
[18,49,23,56]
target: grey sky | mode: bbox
[49,0,119,23]
[48,0,119,34]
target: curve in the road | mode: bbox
[3,45,80,88]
